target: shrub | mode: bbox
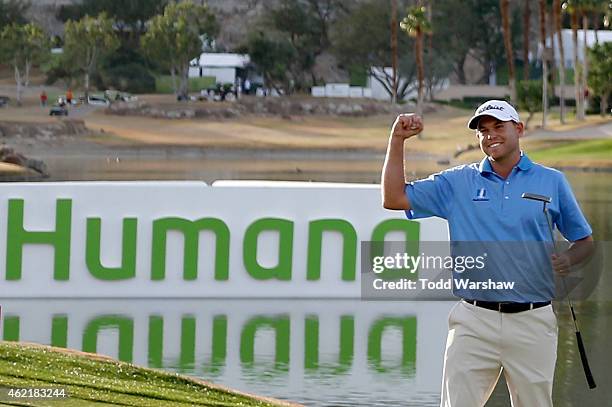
[517,80,542,129]
[97,63,156,94]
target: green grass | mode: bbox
[0,341,291,406]
[529,139,612,161]
[155,76,216,94]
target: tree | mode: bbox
[241,32,296,93]
[332,0,416,100]
[522,0,531,80]
[590,0,609,43]
[261,0,345,90]
[517,80,543,129]
[539,0,549,128]
[500,0,516,101]
[433,0,510,85]
[57,0,168,45]
[553,0,567,123]
[141,1,218,99]
[267,0,320,90]
[587,42,611,116]
[0,0,29,31]
[579,0,607,117]
[391,0,399,104]
[64,13,119,101]
[581,1,590,119]
[563,0,585,120]
[57,1,168,96]
[425,0,434,101]
[400,5,431,116]
[0,23,49,106]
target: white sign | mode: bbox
[0,181,448,298]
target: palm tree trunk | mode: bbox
[455,55,467,84]
[501,0,516,101]
[416,28,424,117]
[170,67,178,97]
[582,13,589,118]
[592,10,599,44]
[14,65,22,106]
[426,1,433,101]
[85,72,90,102]
[571,11,584,120]
[25,61,31,88]
[554,0,566,124]
[180,66,189,98]
[539,0,548,128]
[523,0,530,80]
[390,0,398,104]
[548,7,556,98]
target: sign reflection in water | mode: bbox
[1,299,453,406]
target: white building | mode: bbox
[540,29,612,68]
[189,53,250,84]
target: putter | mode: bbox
[522,192,596,389]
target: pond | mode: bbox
[2,150,610,406]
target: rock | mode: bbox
[0,120,91,141]
[104,96,427,120]
[0,144,48,177]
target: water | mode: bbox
[1,299,450,406]
[2,298,610,406]
[1,155,611,406]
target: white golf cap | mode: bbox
[467,100,520,129]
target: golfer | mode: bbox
[381,100,594,406]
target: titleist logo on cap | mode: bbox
[478,105,505,114]
[467,100,520,129]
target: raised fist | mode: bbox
[391,114,423,139]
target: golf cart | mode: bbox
[87,94,111,106]
[104,90,138,103]
[199,83,236,102]
[49,103,68,116]
[49,97,68,116]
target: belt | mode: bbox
[463,299,551,313]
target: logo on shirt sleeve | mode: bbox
[473,188,490,201]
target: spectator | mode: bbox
[66,89,73,105]
[40,90,48,107]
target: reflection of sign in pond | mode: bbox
[1,300,452,390]
[3,312,415,376]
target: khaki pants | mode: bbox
[440,301,558,407]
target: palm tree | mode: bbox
[539,0,549,128]
[591,0,603,43]
[523,0,531,80]
[391,0,399,104]
[500,0,516,101]
[582,5,589,119]
[563,0,585,120]
[553,0,567,123]
[580,0,605,117]
[400,5,431,117]
[426,0,434,101]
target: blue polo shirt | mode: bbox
[405,153,592,302]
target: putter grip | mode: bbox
[576,331,597,389]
